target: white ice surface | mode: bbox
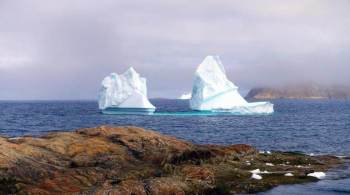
[189,56,273,114]
[251,173,262,180]
[250,169,261,174]
[266,163,274,166]
[98,67,155,110]
[178,92,192,100]
[285,173,294,177]
[307,172,326,179]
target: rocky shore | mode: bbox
[0,126,343,194]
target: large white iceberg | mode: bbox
[98,67,155,113]
[189,56,273,114]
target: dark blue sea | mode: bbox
[0,99,350,194]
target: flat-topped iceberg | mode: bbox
[190,56,273,114]
[98,67,155,114]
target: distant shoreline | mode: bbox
[246,84,350,100]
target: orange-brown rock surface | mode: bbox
[0,126,343,194]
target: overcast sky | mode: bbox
[0,0,349,100]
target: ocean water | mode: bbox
[0,99,350,194]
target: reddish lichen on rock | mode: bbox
[0,126,343,194]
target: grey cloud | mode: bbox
[0,0,350,99]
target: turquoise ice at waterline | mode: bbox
[102,110,272,116]
[102,103,274,116]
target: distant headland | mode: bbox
[246,83,350,100]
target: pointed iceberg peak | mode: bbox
[98,67,155,113]
[198,55,226,76]
[195,55,238,91]
[124,66,137,75]
[190,55,243,111]
[190,56,274,114]
[122,67,140,80]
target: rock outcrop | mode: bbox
[0,126,343,194]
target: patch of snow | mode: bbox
[336,155,348,159]
[266,163,274,166]
[250,169,261,174]
[250,169,270,175]
[285,173,294,177]
[259,150,272,154]
[251,173,262,180]
[307,172,326,179]
[8,137,22,140]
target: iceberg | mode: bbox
[189,56,273,114]
[178,92,192,100]
[98,67,156,114]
